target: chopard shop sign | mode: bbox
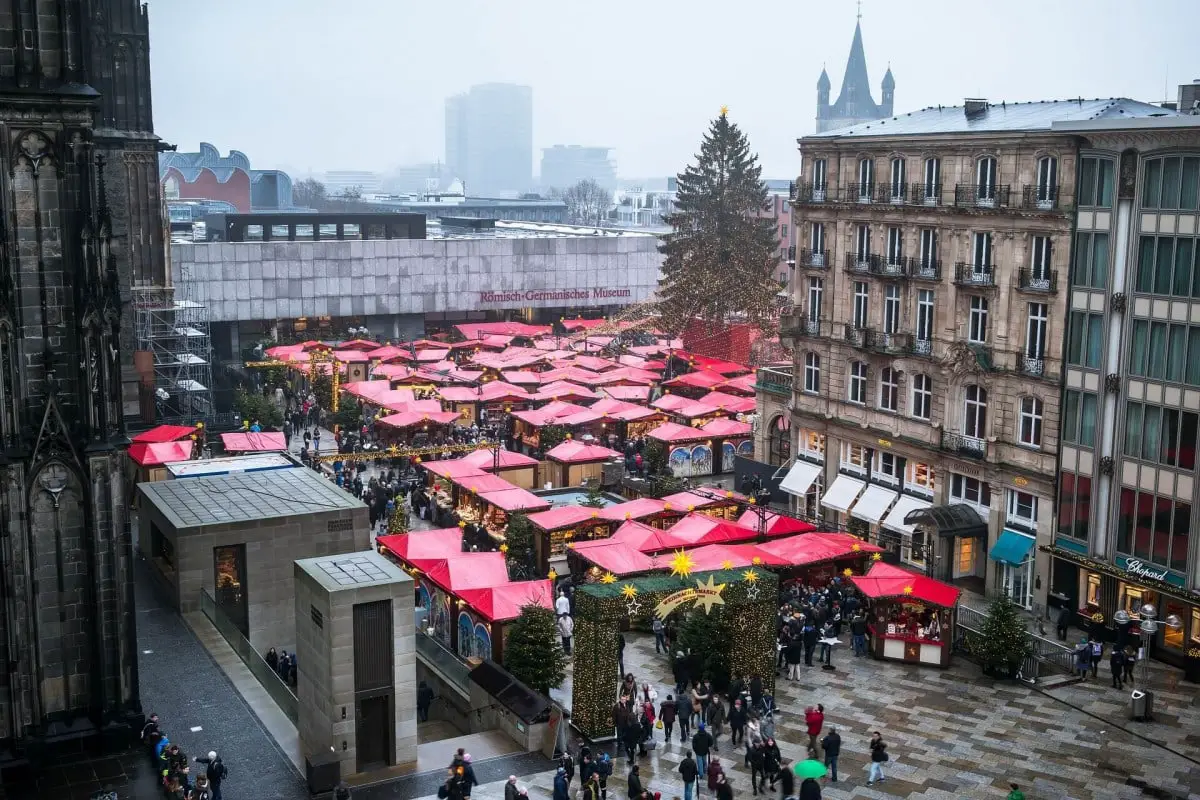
[1122,558,1171,583]
[478,288,632,304]
[1041,544,1195,597]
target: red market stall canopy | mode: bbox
[653,513,760,548]
[598,498,669,522]
[366,345,409,362]
[849,562,962,608]
[559,318,609,333]
[128,440,194,466]
[457,474,522,495]
[737,509,816,536]
[531,381,601,403]
[220,432,288,452]
[373,364,418,380]
[478,487,551,513]
[600,385,651,403]
[511,401,602,428]
[662,489,747,511]
[699,418,753,437]
[545,441,621,464]
[758,532,884,566]
[537,367,602,385]
[436,383,530,404]
[527,505,604,531]
[424,553,511,593]
[647,422,709,444]
[568,539,659,575]
[378,411,461,428]
[455,321,553,339]
[421,460,490,480]
[698,392,758,414]
[609,519,680,551]
[337,338,381,350]
[460,449,540,471]
[378,528,464,569]
[500,371,541,385]
[683,543,791,571]
[415,349,450,362]
[687,355,751,376]
[341,380,394,401]
[590,367,660,386]
[132,424,196,444]
[572,355,619,371]
[663,370,726,390]
[456,580,555,622]
[715,374,757,395]
[376,396,443,415]
[333,350,371,364]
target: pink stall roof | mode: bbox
[337,338,381,351]
[597,498,669,522]
[699,418,753,437]
[341,380,394,400]
[377,410,461,428]
[758,532,885,566]
[661,489,744,510]
[420,460,489,480]
[511,402,601,428]
[735,510,817,536]
[716,373,757,395]
[478,487,552,513]
[599,385,651,402]
[128,440,194,466]
[683,543,791,570]
[455,474,519,494]
[365,345,409,361]
[531,381,601,402]
[372,364,418,380]
[220,432,288,452]
[544,441,621,464]
[415,349,450,362]
[424,553,511,593]
[567,540,658,576]
[687,355,751,375]
[500,371,542,385]
[699,392,758,413]
[460,449,540,470]
[849,562,961,608]
[378,528,464,569]
[455,321,553,339]
[332,350,371,363]
[527,505,604,531]
[647,422,709,443]
[456,580,554,622]
[132,424,196,443]
[559,318,609,332]
[609,519,677,551]
[663,370,727,390]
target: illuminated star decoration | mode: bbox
[694,575,727,613]
[751,556,762,565]
[670,549,696,579]
[843,568,853,577]
[721,559,735,570]
[600,571,617,584]
[621,583,642,614]
[851,543,861,552]
[741,568,761,600]
[903,585,914,595]
[872,552,883,561]
[499,543,509,553]
[720,104,729,117]
[547,569,558,581]
[621,584,639,600]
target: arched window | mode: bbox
[768,415,791,466]
[879,367,899,412]
[163,175,180,199]
[1019,396,1043,448]
[803,352,821,393]
[964,384,988,439]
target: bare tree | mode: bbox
[562,179,612,226]
[293,177,327,209]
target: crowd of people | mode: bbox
[774,576,870,676]
[138,713,228,800]
[264,647,298,689]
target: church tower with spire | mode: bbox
[815,11,894,133]
[0,0,158,766]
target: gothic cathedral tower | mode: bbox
[0,0,164,762]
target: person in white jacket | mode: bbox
[557,614,574,656]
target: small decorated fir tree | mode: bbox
[387,503,409,535]
[504,602,568,694]
[968,595,1032,678]
[677,607,733,691]
[580,486,606,508]
[504,513,536,580]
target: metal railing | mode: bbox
[799,248,828,268]
[415,629,472,691]
[941,430,988,459]
[786,245,796,263]
[866,330,912,354]
[954,184,1012,209]
[955,602,1077,681]
[1018,268,1057,292]
[909,338,933,357]
[791,182,829,203]
[954,263,996,287]
[845,252,878,273]
[877,183,908,203]
[200,588,298,724]
[909,182,943,205]
[781,312,823,339]
[1019,356,1046,377]
[845,182,875,203]
[1022,185,1061,211]
[872,257,910,279]
[755,366,794,398]
[843,324,870,348]
[910,258,942,281]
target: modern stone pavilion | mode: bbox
[138,468,369,652]
[295,551,416,778]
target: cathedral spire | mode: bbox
[834,19,874,110]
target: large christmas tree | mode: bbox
[968,595,1032,678]
[658,108,781,331]
[504,603,568,694]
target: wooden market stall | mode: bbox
[377,528,464,569]
[377,410,462,443]
[476,487,552,545]
[596,498,675,528]
[128,439,196,485]
[849,562,961,668]
[646,422,714,478]
[435,382,532,428]
[454,580,555,664]
[411,553,511,654]
[510,402,604,454]
[661,489,746,521]
[527,505,614,574]
[543,440,621,487]
[565,539,658,583]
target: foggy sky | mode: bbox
[146,0,1198,181]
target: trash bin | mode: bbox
[1130,689,1154,721]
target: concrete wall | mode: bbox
[170,235,663,323]
[142,502,369,653]
[295,561,417,776]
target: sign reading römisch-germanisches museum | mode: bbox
[478,288,632,304]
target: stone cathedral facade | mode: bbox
[0,1,165,762]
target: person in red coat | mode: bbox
[804,704,825,758]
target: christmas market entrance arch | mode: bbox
[570,567,780,739]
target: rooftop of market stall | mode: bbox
[220,432,288,453]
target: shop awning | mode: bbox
[424,553,511,593]
[220,432,287,452]
[989,529,1036,565]
[456,580,554,622]
[848,562,961,607]
[128,440,194,466]
[851,485,898,524]
[882,495,932,535]
[378,528,464,569]
[778,460,822,498]
[820,475,866,513]
[904,503,989,539]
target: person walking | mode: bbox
[728,699,746,747]
[660,694,677,743]
[626,764,642,799]
[417,680,434,723]
[1124,645,1138,685]
[652,617,666,653]
[676,692,693,743]
[692,723,713,776]
[804,705,825,759]
[583,773,602,800]
[785,637,804,680]
[1074,638,1092,681]
[1090,639,1103,678]
[557,614,574,656]
[678,751,699,800]
[821,728,841,783]
[618,633,626,677]
[553,768,570,800]
[798,777,822,800]
[1056,606,1072,640]
[707,695,726,753]
[193,751,227,800]
[868,732,888,786]
[1110,647,1126,690]
[748,741,767,795]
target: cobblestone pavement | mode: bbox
[421,633,1200,800]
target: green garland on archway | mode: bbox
[571,568,778,739]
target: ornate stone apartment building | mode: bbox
[774,98,1170,609]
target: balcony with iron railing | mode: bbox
[843,324,870,348]
[755,365,794,399]
[954,262,997,287]
[942,430,988,460]
[908,337,934,357]
[865,330,912,354]
[780,312,824,341]
[877,183,908,204]
[954,184,1012,209]
[872,256,910,279]
[909,258,942,281]
[845,182,876,204]
[1021,185,1063,211]
[799,248,828,268]
[1019,354,1047,377]
[844,251,878,273]
[786,245,796,264]
[1017,268,1057,292]
[791,181,831,203]
[909,182,944,206]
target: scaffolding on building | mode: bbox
[131,284,214,425]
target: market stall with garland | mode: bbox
[850,562,961,668]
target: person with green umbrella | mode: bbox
[793,759,825,780]
[1006,784,1025,800]
[798,777,822,800]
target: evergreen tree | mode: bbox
[968,595,1032,678]
[580,486,607,508]
[504,603,568,694]
[676,607,733,691]
[504,513,536,580]
[539,425,569,454]
[658,109,781,331]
